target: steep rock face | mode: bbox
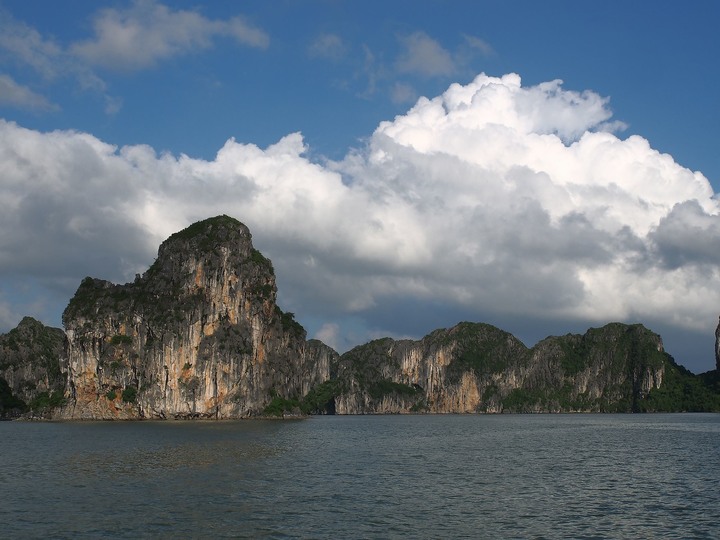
[6,215,718,418]
[58,215,333,419]
[328,322,670,414]
[0,317,66,417]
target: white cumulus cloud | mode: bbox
[0,73,718,370]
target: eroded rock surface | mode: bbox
[4,215,718,419]
[327,322,683,413]
[0,317,66,418]
[58,215,334,419]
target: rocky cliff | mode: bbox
[2,214,718,419]
[316,321,718,414]
[58,215,335,419]
[0,317,66,418]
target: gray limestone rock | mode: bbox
[58,215,333,419]
[5,214,717,419]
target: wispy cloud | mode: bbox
[0,74,58,111]
[0,9,62,79]
[70,0,269,72]
[352,31,494,103]
[0,1,269,114]
[356,44,384,98]
[0,7,110,110]
[395,31,456,78]
[390,81,417,104]
[462,34,494,57]
[308,33,346,61]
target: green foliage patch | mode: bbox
[167,215,243,245]
[110,334,133,346]
[122,386,138,403]
[63,278,133,324]
[249,249,274,272]
[263,395,300,417]
[641,360,720,412]
[445,323,527,383]
[276,308,306,339]
[300,380,343,414]
[29,390,65,411]
[367,379,420,400]
[250,283,275,300]
[0,377,26,413]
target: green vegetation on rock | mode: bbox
[300,380,343,414]
[166,215,248,254]
[122,386,138,404]
[110,334,133,346]
[641,361,720,412]
[367,379,420,400]
[0,317,66,416]
[263,395,301,416]
[276,308,306,339]
[325,321,720,414]
[28,390,65,412]
[6,215,720,419]
[249,248,274,273]
[444,322,528,382]
[0,377,26,417]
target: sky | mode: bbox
[0,1,719,373]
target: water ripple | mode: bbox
[2,414,719,538]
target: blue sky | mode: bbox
[3,1,717,180]
[1,0,719,373]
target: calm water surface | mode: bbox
[1,414,719,539]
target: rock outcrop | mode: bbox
[2,214,718,419]
[58,215,335,419]
[0,317,65,418]
[322,321,715,414]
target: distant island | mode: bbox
[2,215,719,419]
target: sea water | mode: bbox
[1,414,719,539]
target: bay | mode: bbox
[1,414,719,539]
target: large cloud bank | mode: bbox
[1,73,718,362]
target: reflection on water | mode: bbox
[2,414,720,538]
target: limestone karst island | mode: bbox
[1,215,719,419]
